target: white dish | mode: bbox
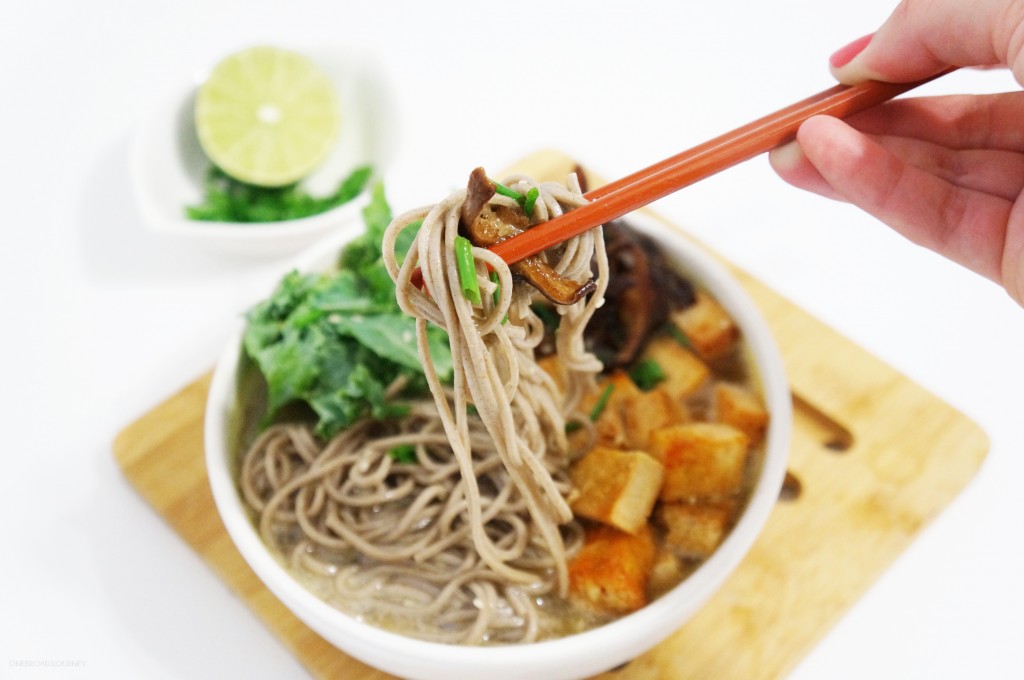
[130,46,398,257]
[204,211,792,679]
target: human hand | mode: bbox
[769,0,1024,306]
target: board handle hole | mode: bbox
[792,391,854,453]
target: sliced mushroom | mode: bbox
[461,167,496,232]
[587,221,697,366]
[515,259,597,306]
[460,168,597,306]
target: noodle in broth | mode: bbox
[239,174,609,643]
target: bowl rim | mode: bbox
[204,210,791,679]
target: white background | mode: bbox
[2,1,1022,678]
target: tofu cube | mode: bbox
[713,382,769,444]
[568,524,656,614]
[571,447,664,534]
[621,386,688,450]
[648,549,687,597]
[537,354,567,393]
[641,337,710,402]
[573,370,641,448]
[648,422,750,501]
[600,370,642,412]
[659,502,734,560]
[670,291,739,361]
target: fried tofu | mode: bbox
[659,502,734,560]
[621,387,688,450]
[648,422,750,501]
[568,524,656,614]
[570,447,664,534]
[648,549,687,597]
[599,370,642,413]
[574,370,642,448]
[670,291,739,361]
[713,382,769,444]
[640,337,710,402]
[537,354,567,393]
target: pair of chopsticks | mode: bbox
[489,70,952,266]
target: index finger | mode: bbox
[795,115,1014,284]
[832,0,1024,86]
[841,91,1024,153]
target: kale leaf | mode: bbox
[242,183,450,439]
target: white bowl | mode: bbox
[205,211,792,679]
[130,46,399,257]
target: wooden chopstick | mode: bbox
[489,70,953,266]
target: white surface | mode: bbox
[202,213,791,680]
[2,1,1021,679]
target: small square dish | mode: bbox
[130,45,398,257]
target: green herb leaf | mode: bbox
[388,444,418,464]
[394,219,422,265]
[186,164,373,223]
[668,324,692,348]
[629,359,666,391]
[531,302,559,331]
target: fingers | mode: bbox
[842,91,1024,153]
[770,108,1024,203]
[1005,204,1024,306]
[830,0,1024,86]
[769,142,840,201]
[774,115,1014,283]
[770,136,1024,204]
[874,137,1024,201]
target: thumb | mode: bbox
[830,0,1024,86]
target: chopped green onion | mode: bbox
[489,270,509,323]
[388,444,417,464]
[493,181,525,203]
[629,359,666,391]
[454,236,482,304]
[668,324,692,348]
[522,187,539,217]
[588,384,615,421]
[493,179,539,218]
[489,269,501,305]
[565,383,616,433]
[531,302,559,331]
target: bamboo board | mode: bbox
[113,150,988,680]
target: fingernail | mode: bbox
[829,33,872,69]
[768,140,805,172]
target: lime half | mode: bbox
[195,46,340,187]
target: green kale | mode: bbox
[387,444,418,464]
[242,183,452,439]
[186,164,373,223]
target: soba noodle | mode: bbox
[239,174,609,643]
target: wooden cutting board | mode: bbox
[113,150,988,680]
